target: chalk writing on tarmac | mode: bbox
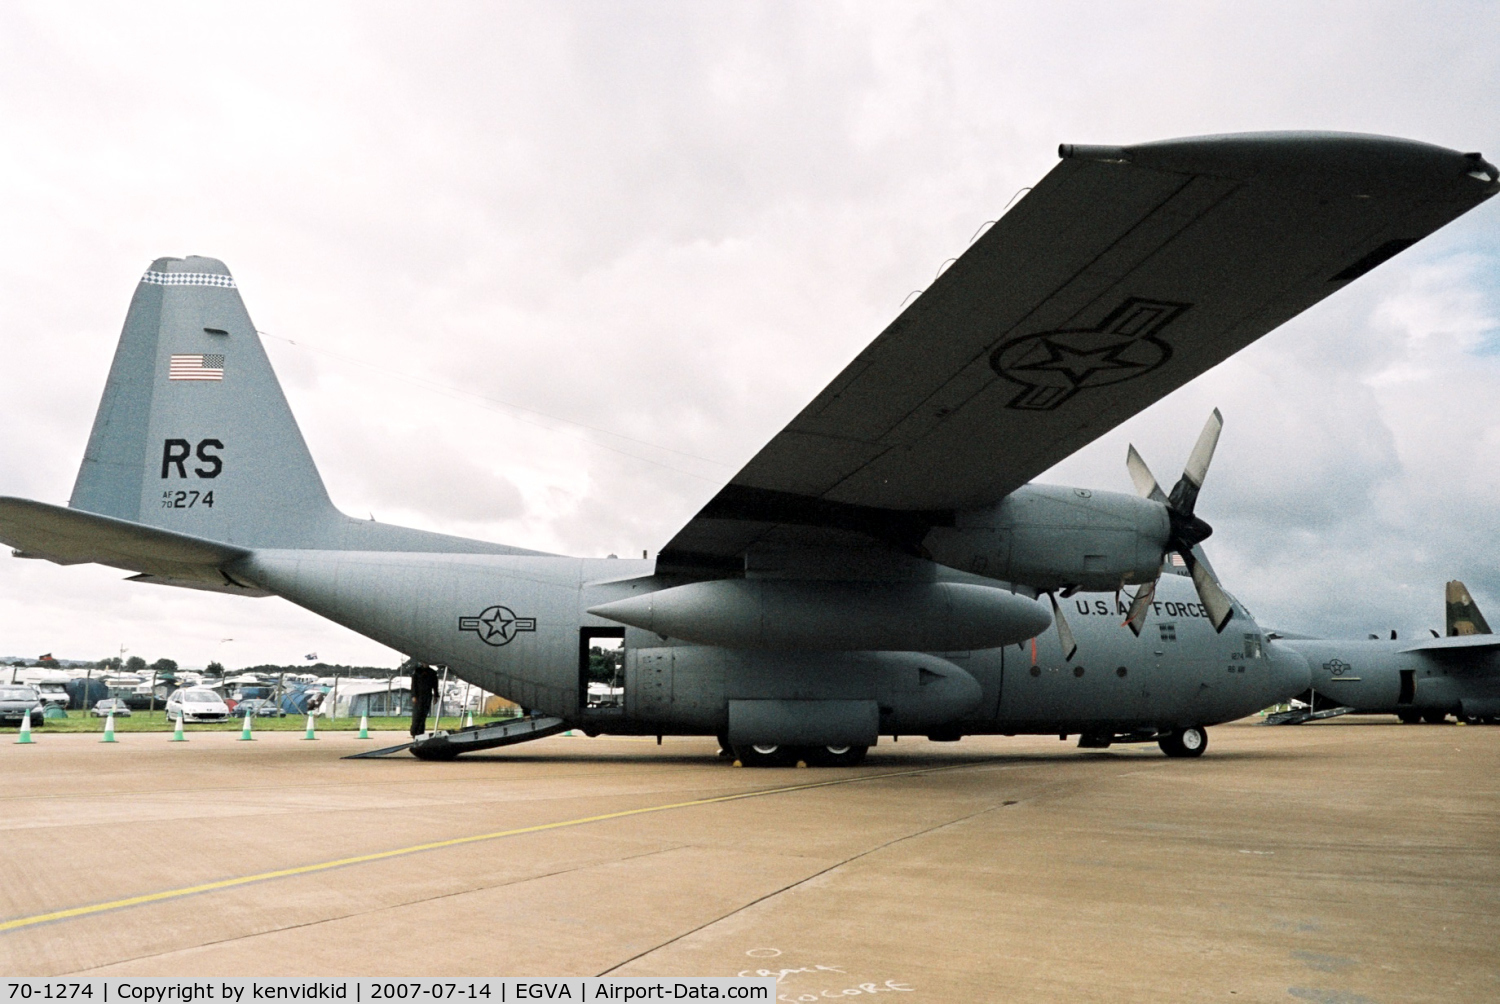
[733,962,916,999]
[774,986,914,1001]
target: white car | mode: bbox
[34,682,71,706]
[165,687,231,723]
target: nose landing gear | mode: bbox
[1158,725,1208,758]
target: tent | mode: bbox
[324,680,413,718]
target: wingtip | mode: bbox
[1059,143,1132,164]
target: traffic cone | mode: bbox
[102,711,118,743]
[302,714,317,740]
[239,710,255,741]
[357,713,370,740]
[170,710,187,741]
[17,712,34,744]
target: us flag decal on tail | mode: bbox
[169,354,224,381]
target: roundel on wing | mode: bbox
[990,297,1189,411]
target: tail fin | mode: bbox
[69,257,340,547]
[64,256,539,558]
[1446,580,1491,636]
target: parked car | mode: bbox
[235,698,285,718]
[90,698,133,718]
[165,687,232,723]
[0,686,45,727]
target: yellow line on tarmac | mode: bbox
[0,763,967,934]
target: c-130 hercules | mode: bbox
[2,133,1495,764]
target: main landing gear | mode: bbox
[1399,711,1455,724]
[733,743,870,767]
[1158,726,1208,758]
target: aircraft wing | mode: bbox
[1400,635,1500,654]
[0,496,265,594]
[659,133,1498,572]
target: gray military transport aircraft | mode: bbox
[1277,581,1500,725]
[1,132,1495,764]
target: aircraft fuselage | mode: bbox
[241,551,1307,738]
[1282,637,1500,721]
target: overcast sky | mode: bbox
[1,1,1497,669]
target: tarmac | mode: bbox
[1,718,1496,1002]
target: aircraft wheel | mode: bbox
[1398,711,1421,724]
[1158,726,1208,758]
[410,745,461,761]
[735,743,794,767]
[1421,711,1448,724]
[802,744,869,767]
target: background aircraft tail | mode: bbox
[1446,580,1492,636]
[61,256,537,558]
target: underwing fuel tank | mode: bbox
[588,579,1050,651]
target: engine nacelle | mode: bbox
[923,484,1169,592]
[588,578,1051,651]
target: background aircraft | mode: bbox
[0,132,1494,763]
[1277,581,1500,724]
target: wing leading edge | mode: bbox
[660,132,1498,573]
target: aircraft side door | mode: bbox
[578,626,626,722]
[1148,614,1203,718]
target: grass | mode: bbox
[1,710,516,734]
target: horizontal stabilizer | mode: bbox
[0,496,263,594]
[1399,634,1500,654]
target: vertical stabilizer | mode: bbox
[70,257,339,547]
[1446,580,1491,636]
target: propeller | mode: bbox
[1047,591,1079,662]
[1122,409,1235,634]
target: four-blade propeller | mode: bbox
[1122,409,1235,635]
